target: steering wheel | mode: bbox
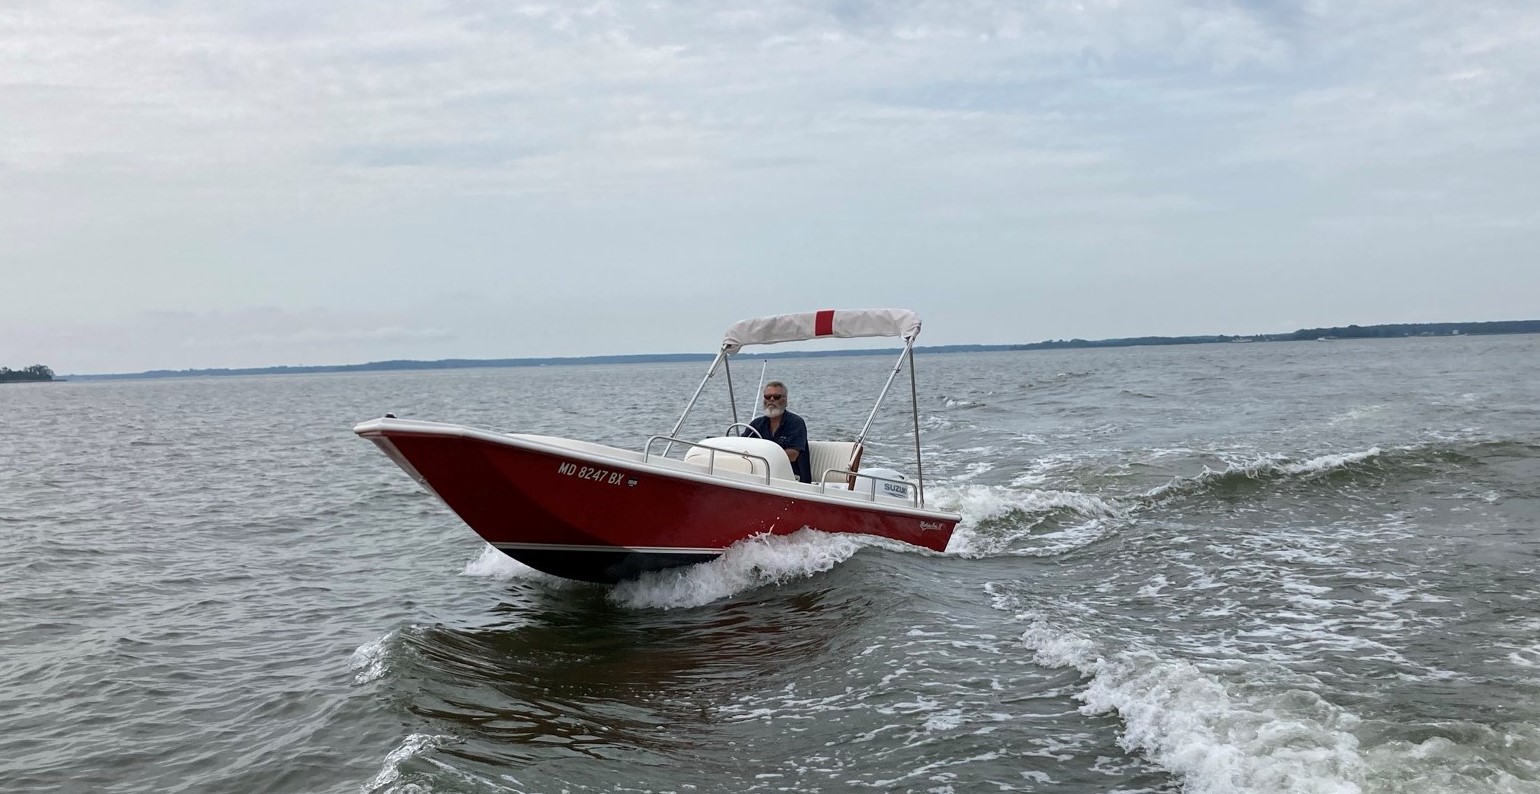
[725,423,762,438]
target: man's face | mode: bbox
[763,388,786,418]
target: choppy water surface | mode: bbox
[3,337,1539,793]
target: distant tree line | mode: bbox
[1275,320,1540,340]
[0,364,55,383]
[64,318,1540,381]
[1014,319,1540,349]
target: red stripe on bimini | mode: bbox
[814,310,835,336]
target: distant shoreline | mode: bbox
[0,365,57,384]
[64,319,1540,381]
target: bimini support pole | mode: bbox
[854,337,916,449]
[665,347,726,456]
[724,353,738,425]
[751,360,768,421]
[908,343,925,507]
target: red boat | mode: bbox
[354,309,959,583]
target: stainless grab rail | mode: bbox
[644,435,774,486]
[818,469,919,508]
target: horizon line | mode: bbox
[56,318,1540,380]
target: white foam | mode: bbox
[925,710,965,732]
[1146,446,1198,459]
[933,483,1122,525]
[349,631,395,685]
[1006,452,1085,487]
[1503,644,1540,669]
[1144,446,1385,503]
[1019,618,1368,794]
[954,461,996,481]
[1009,471,1049,487]
[608,529,867,610]
[460,543,539,580]
[363,733,453,793]
[932,483,1123,557]
[1362,727,1540,792]
[920,414,958,431]
[1326,405,1386,426]
[1278,448,1382,476]
[1137,575,1170,598]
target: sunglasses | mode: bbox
[763,394,786,401]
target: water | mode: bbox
[3,336,1538,793]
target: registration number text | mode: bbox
[557,461,627,485]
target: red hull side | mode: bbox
[373,430,955,580]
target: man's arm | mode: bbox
[783,413,809,462]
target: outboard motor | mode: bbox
[852,467,911,500]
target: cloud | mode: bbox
[2,0,1538,371]
[0,0,1299,191]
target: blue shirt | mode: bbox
[748,411,811,483]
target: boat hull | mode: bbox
[357,420,958,584]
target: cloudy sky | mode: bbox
[3,1,1536,374]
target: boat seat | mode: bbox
[808,440,860,484]
[684,437,796,481]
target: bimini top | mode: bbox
[722,309,921,354]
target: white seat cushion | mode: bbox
[685,437,796,481]
[807,441,859,484]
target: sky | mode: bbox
[2,0,1537,374]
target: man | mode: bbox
[745,381,812,483]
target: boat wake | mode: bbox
[609,529,870,609]
[1139,437,1540,508]
[348,629,398,685]
[1141,447,1387,506]
[362,732,457,794]
[1016,613,1367,794]
[934,483,1125,558]
[461,544,550,582]
[1009,609,1540,794]
[927,441,1471,559]
[459,530,907,609]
